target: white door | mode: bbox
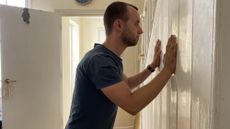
[0,5,62,129]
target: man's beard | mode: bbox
[121,29,138,47]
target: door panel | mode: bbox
[0,5,62,129]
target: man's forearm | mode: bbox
[127,67,153,89]
[129,68,172,114]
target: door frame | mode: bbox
[55,9,104,16]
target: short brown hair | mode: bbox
[103,1,138,35]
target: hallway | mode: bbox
[0,0,229,129]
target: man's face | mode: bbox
[121,6,143,47]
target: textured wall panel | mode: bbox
[141,0,216,129]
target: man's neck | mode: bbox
[103,36,126,57]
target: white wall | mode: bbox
[78,17,104,58]
[31,0,144,12]
[214,0,230,129]
[141,0,217,129]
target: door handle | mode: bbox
[4,78,17,84]
[2,78,17,98]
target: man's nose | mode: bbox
[138,27,143,34]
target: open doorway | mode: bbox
[61,16,105,128]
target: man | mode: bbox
[65,1,177,129]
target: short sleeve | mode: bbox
[87,54,122,89]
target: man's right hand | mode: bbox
[163,35,178,74]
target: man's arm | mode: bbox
[102,67,172,115]
[123,68,153,89]
[102,35,177,115]
[123,40,162,89]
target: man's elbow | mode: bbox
[123,107,140,116]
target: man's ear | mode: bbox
[113,19,124,32]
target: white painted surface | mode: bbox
[191,0,215,129]
[0,5,62,129]
[141,0,217,129]
[214,0,230,129]
[31,0,144,13]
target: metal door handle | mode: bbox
[5,78,17,84]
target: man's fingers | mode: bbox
[166,35,177,53]
[155,39,161,51]
[157,50,162,57]
[174,43,178,55]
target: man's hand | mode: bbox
[163,35,178,74]
[149,40,162,69]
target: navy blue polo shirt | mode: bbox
[66,44,123,129]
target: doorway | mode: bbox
[61,16,105,128]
